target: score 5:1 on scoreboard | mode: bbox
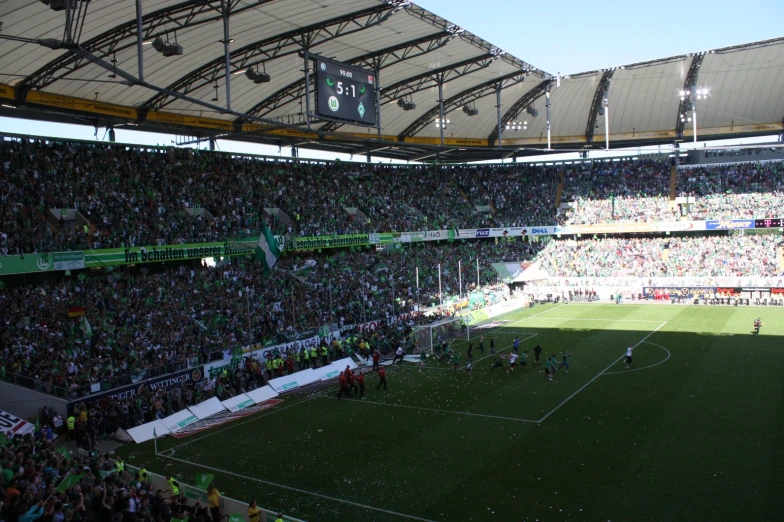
[315,58,378,126]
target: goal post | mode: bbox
[411,316,469,355]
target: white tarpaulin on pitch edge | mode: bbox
[0,409,35,439]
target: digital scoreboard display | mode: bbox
[314,58,377,126]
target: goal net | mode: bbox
[411,316,468,355]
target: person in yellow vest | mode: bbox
[309,346,317,368]
[265,358,273,379]
[321,345,328,366]
[207,482,222,522]
[294,349,301,372]
[248,500,262,522]
[115,458,124,473]
[138,465,149,484]
[66,415,75,441]
[275,514,284,522]
[165,474,180,498]
[302,347,309,370]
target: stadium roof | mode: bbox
[0,0,782,162]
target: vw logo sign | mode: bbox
[36,255,50,270]
[320,62,326,71]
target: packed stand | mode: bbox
[0,239,536,400]
[678,161,784,220]
[558,159,784,225]
[535,235,782,278]
[1,139,547,255]
[0,413,251,522]
[558,158,674,225]
[455,164,559,227]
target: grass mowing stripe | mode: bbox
[318,395,541,423]
[159,453,438,522]
[537,321,668,423]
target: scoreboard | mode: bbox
[314,58,378,126]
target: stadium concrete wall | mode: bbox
[0,380,68,418]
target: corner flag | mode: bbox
[256,222,281,271]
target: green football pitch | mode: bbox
[119,302,784,521]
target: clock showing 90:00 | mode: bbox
[315,58,378,126]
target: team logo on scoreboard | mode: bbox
[320,62,327,71]
[328,96,340,112]
[357,102,366,118]
[325,77,334,87]
[368,75,374,84]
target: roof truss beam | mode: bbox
[488,79,552,143]
[240,31,449,120]
[23,0,263,91]
[675,53,705,139]
[380,54,494,101]
[318,54,498,134]
[585,70,614,144]
[397,71,528,139]
[403,4,547,79]
[144,4,396,110]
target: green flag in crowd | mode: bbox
[194,472,214,490]
[228,515,244,522]
[256,221,281,272]
[56,472,84,492]
[56,446,71,462]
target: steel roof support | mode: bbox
[242,32,448,126]
[675,53,704,140]
[496,81,502,149]
[381,54,493,101]
[221,0,232,111]
[437,73,445,146]
[396,71,527,140]
[144,4,396,110]
[488,79,552,144]
[585,70,613,145]
[135,0,145,82]
[23,0,258,91]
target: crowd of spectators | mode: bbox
[0,418,257,522]
[0,139,538,255]
[558,158,784,225]
[3,138,784,257]
[0,239,533,400]
[535,234,782,278]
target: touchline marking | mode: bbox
[532,317,666,323]
[537,321,668,423]
[159,453,437,522]
[603,341,671,374]
[318,395,541,423]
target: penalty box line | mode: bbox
[159,453,438,522]
[537,320,668,423]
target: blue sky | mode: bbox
[2,0,781,161]
[415,0,784,75]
